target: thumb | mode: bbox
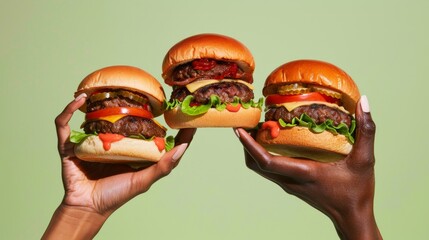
[347,95,376,169]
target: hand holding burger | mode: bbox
[71,65,174,163]
[256,60,360,162]
[162,33,263,129]
[235,96,382,239]
[43,93,196,239]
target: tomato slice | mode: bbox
[265,92,339,105]
[226,103,241,112]
[86,107,153,120]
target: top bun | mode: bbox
[75,65,166,117]
[263,60,360,113]
[162,33,255,83]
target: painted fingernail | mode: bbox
[360,95,370,113]
[233,128,240,138]
[172,143,188,162]
[74,93,87,102]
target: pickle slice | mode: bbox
[277,83,310,95]
[89,90,149,105]
[311,86,342,99]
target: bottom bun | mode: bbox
[164,107,261,129]
[256,126,352,162]
[74,135,165,163]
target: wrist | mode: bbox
[42,203,109,240]
[331,205,382,240]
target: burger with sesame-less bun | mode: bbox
[70,65,174,163]
[256,60,360,162]
[162,33,263,129]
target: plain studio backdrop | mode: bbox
[1,1,428,239]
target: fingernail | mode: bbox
[74,93,87,102]
[172,143,188,162]
[360,95,370,113]
[233,128,240,138]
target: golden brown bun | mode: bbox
[256,127,352,162]
[164,107,261,129]
[162,33,255,83]
[75,65,166,117]
[263,60,360,113]
[74,136,165,163]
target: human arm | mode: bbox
[234,96,382,240]
[43,94,196,239]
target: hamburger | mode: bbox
[70,65,174,163]
[256,60,360,162]
[162,33,263,128]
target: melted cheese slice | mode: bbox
[273,101,350,114]
[186,79,254,93]
[99,115,126,123]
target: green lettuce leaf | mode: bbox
[165,135,175,151]
[70,130,95,143]
[163,95,264,116]
[277,113,356,143]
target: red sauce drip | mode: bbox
[189,102,201,107]
[261,121,280,138]
[226,103,241,112]
[153,137,165,151]
[98,133,125,151]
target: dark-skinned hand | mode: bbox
[235,96,382,240]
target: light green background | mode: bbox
[1,1,427,239]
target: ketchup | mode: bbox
[192,59,238,80]
[192,58,216,70]
[261,121,280,138]
[226,103,241,112]
[98,133,124,151]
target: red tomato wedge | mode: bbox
[153,137,165,151]
[265,92,339,105]
[86,107,153,120]
[226,103,241,112]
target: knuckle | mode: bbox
[361,119,376,136]
[158,164,173,177]
[257,157,273,171]
[54,115,62,127]
[54,115,60,124]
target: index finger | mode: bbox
[54,94,86,143]
[235,128,312,180]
